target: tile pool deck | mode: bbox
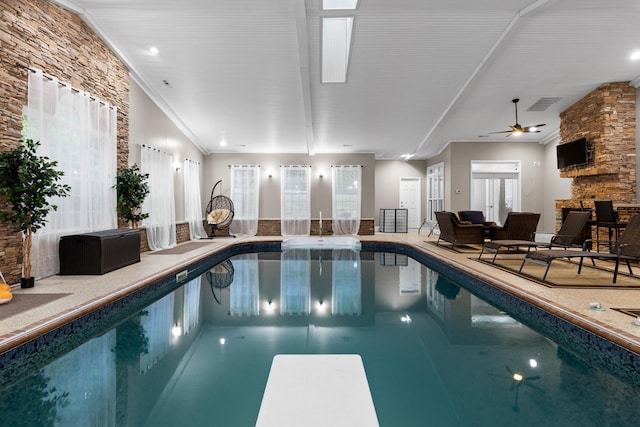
[1,232,640,357]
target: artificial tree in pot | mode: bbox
[113,164,150,228]
[0,138,70,288]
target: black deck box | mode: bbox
[59,229,141,275]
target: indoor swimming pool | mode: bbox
[1,244,640,426]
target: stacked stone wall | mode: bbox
[0,0,129,283]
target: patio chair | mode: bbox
[519,213,640,283]
[479,211,590,264]
[434,211,485,247]
[594,200,627,252]
[458,210,496,238]
[488,212,541,241]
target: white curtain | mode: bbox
[26,68,117,279]
[230,254,259,316]
[281,165,311,236]
[229,165,260,236]
[280,249,311,315]
[183,159,208,239]
[332,249,362,315]
[332,165,362,235]
[44,330,116,427]
[141,145,176,250]
[140,292,175,374]
[183,276,202,334]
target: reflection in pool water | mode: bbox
[1,249,640,427]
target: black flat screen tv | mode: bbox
[556,137,589,169]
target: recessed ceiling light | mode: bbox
[631,50,640,61]
[220,138,227,147]
[149,46,159,55]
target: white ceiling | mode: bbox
[53,0,640,159]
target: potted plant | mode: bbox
[113,164,150,228]
[0,138,70,288]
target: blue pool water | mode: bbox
[1,244,640,426]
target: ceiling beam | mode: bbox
[295,1,315,155]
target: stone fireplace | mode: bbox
[555,82,636,227]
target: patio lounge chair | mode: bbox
[479,211,590,264]
[488,212,541,241]
[519,213,640,283]
[434,211,485,247]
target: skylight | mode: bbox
[323,0,358,10]
[322,17,354,83]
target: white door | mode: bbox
[399,177,421,229]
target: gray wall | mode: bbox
[129,80,206,221]
[203,152,376,220]
[427,141,559,232]
[374,160,427,227]
[542,139,572,231]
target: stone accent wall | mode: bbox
[556,82,636,232]
[0,0,130,283]
[559,82,636,203]
[175,223,191,244]
[257,219,375,236]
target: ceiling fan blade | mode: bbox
[522,124,546,131]
[488,130,513,134]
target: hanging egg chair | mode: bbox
[206,260,234,305]
[205,180,234,237]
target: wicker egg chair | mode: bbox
[205,180,234,237]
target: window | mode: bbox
[281,165,311,236]
[332,165,361,235]
[427,162,444,222]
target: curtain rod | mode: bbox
[331,165,363,167]
[16,62,115,110]
[228,164,260,167]
[185,158,200,165]
[141,144,171,156]
[280,165,311,168]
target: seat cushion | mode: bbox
[459,211,485,224]
[207,208,231,224]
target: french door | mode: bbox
[470,161,520,225]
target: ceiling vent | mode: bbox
[527,97,562,112]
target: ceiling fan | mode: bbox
[490,98,546,136]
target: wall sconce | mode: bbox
[173,161,181,171]
[318,170,325,179]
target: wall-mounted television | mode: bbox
[556,137,589,169]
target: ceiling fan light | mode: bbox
[528,126,537,132]
[512,130,523,136]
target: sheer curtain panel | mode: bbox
[281,165,311,236]
[229,165,260,236]
[140,293,175,374]
[27,68,117,279]
[331,165,362,235]
[141,146,176,250]
[183,159,208,239]
[230,254,260,316]
[332,249,362,315]
[280,249,311,315]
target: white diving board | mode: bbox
[256,354,379,427]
